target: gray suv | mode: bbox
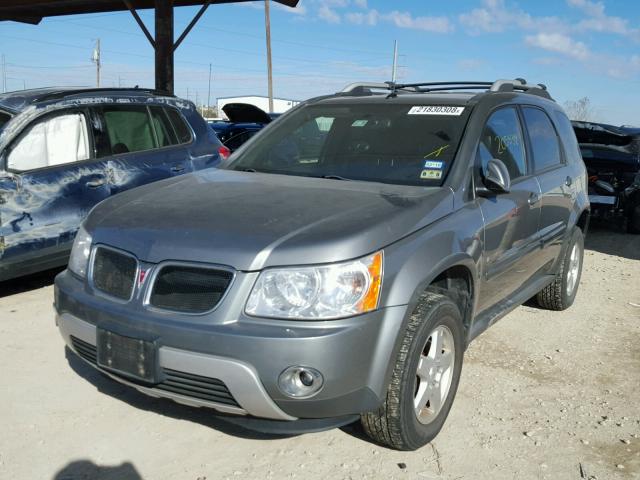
[54,79,589,450]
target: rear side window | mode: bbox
[477,107,527,180]
[99,106,156,155]
[165,108,193,144]
[149,107,178,147]
[553,110,582,164]
[523,107,562,172]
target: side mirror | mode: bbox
[478,158,511,196]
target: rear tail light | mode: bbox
[218,145,231,160]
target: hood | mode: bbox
[86,169,453,270]
[222,103,272,124]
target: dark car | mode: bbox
[572,120,640,232]
[55,79,589,450]
[209,102,277,152]
[0,87,228,282]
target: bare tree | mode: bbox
[563,97,594,121]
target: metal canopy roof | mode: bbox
[0,0,298,24]
[0,0,300,95]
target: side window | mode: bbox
[523,107,562,172]
[149,107,178,147]
[477,107,527,180]
[165,108,193,144]
[97,106,156,156]
[7,112,89,171]
[553,110,582,164]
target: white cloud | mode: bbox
[567,0,638,38]
[384,10,454,33]
[353,0,368,8]
[345,9,379,26]
[459,0,567,34]
[344,8,453,33]
[317,4,341,24]
[525,33,591,60]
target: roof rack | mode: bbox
[33,87,176,103]
[339,79,553,100]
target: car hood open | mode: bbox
[222,103,272,124]
[86,169,453,270]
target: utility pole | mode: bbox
[264,0,274,113]
[92,39,101,87]
[391,40,398,83]
[207,63,212,114]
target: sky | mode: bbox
[0,0,639,124]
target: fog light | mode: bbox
[278,366,324,398]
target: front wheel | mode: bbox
[361,292,464,451]
[536,227,584,310]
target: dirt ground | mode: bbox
[1,225,638,480]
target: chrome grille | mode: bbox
[149,265,233,314]
[92,246,137,300]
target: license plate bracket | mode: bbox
[97,329,159,384]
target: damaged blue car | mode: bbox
[0,87,228,282]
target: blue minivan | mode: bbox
[0,87,229,282]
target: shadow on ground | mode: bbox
[65,348,299,442]
[53,460,142,480]
[585,222,640,261]
[0,267,64,299]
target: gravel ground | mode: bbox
[0,225,638,480]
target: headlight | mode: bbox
[246,251,383,319]
[68,225,92,278]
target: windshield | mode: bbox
[226,102,471,186]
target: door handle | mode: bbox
[86,178,106,188]
[171,164,185,173]
[528,192,540,206]
[565,176,573,187]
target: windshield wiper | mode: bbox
[240,168,257,172]
[321,174,351,181]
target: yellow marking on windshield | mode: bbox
[424,144,450,158]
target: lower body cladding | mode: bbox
[55,271,408,433]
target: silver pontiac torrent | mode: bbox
[55,79,589,450]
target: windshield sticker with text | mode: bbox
[424,160,444,169]
[409,106,465,116]
[420,169,443,180]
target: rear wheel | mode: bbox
[361,292,464,451]
[536,228,584,310]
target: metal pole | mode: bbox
[391,40,398,83]
[264,0,274,113]
[207,63,212,111]
[96,39,101,87]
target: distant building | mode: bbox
[216,95,300,116]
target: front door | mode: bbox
[0,110,110,279]
[475,106,542,312]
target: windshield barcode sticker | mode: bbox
[409,106,465,116]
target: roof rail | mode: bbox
[338,79,553,100]
[34,87,176,103]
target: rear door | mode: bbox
[0,109,110,278]
[90,104,194,195]
[522,106,573,270]
[476,106,542,312]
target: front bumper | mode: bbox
[55,270,408,421]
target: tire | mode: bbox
[361,292,464,451]
[536,228,584,311]
[627,203,640,234]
